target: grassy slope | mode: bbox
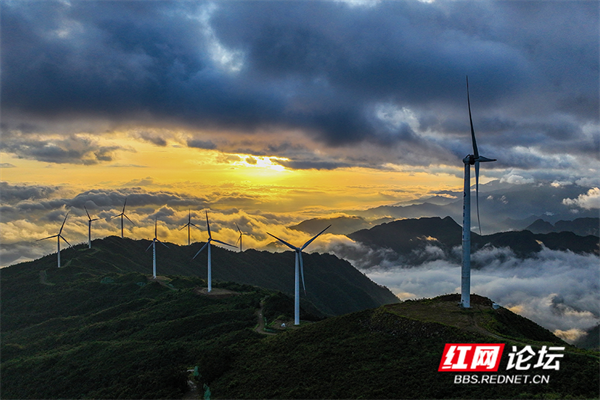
[3,248,598,399]
[1,260,270,399]
[211,295,599,399]
[29,236,399,316]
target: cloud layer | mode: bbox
[363,246,600,341]
[1,1,598,180]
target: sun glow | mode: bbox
[230,155,288,172]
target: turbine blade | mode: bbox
[212,239,236,248]
[299,251,306,295]
[37,235,58,241]
[124,214,134,225]
[266,232,298,251]
[122,198,127,213]
[154,218,158,238]
[179,223,189,230]
[157,239,169,248]
[84,206,91,220]
[193,242,209,259]
[301,225,331,250]
[205,211,212,239]
[146,241,154,252]
[466,76,479,158]
[475,160,482,235]
[60,235,72,247]
[235,223,241,233]
[91,218,100,222]
[58,212,69,235]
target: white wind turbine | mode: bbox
[38,212,71,268]
[192,211,236,292]
[461,76,496,308]
[113,197,134,238]
[146,218,169,279]
[179,210,200,246]
[235,223,243,252]
[84,206,99,249]
[266,225,331,326]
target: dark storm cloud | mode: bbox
[1,1,597,170]
[0,185,210,223]
[187,139,217,150]
[0,133,124,165]
[69,189,209,209]
[136,132,168,147]
[273,159,351,171]
[0,182,61,202]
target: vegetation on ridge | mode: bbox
[211,295,599,399]
[2,239,598,399]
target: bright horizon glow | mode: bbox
[0,129,472,214]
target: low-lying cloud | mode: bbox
[362,246,599,342]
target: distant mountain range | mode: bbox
[288,215,393,235]
[525,217,599,236]
[287,181,598,235]
[346,217,599,266]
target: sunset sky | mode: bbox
[1,0,598,265]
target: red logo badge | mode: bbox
[438,344,505,372]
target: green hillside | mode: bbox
[211,295,599,399]
[21,236,398,316]
[1,258,327,399]
[3,241,598,399]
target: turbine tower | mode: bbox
[179,210,200,246]
[146,218,168,279]
[461,76,496,308]
[84,206,99,249]
[192,211,235,292]
[38,212,71,268]
[113,197,134,238]
[235,223,243,252]
[266,225,331,326]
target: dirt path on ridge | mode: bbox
[254,300,276,336]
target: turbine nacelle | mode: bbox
[464,155,496,165]
[461,76,497,309]
[179,210,201,246]
[38,212,71,268]
[113,197,135,238]
[191,211,235,292]
[266,225,331,325]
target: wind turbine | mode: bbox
[146,218,168,279]
[235,223,243,252]
[179,210,200,246]
[461,76,496,308]
[38,212,71,268]
[113,197,134,238]
[266,225,331,326]
[192,211,236,292]
[84,206,99,249]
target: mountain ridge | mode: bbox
[2,254,598,399]
[7,235,399,317]
[346,216,599,266]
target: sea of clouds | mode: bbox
[349,245,599,343]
